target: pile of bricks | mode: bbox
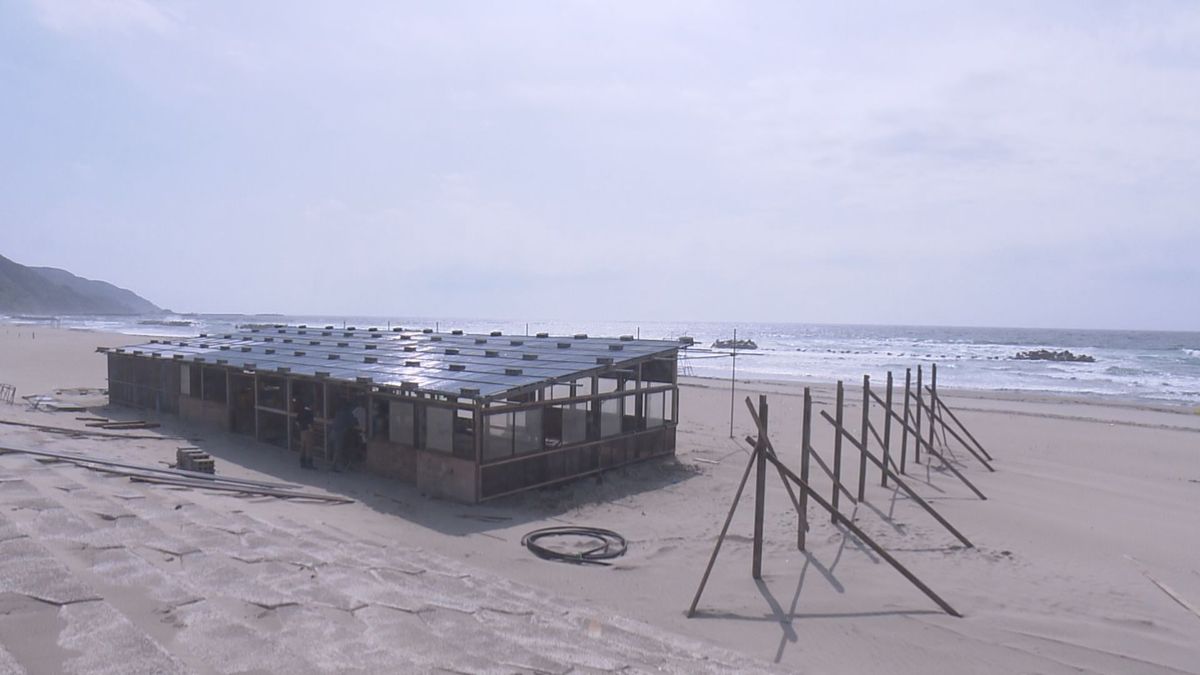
[176,447,215,474]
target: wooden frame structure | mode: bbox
[102,326,685,503]
[687,363,996,621]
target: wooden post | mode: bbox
[728,329,737,439]
[799,387,812,551]
[900,368,911,474]
[253,372,260,441]
[820,411,974,548]
[752,394,768,580]
[225,371,233,431]
[756,449,962,617]
[867,391,988,500]
[286,377,293,451]
[927,363,938,457]
[687,441,760,617]
[917,395,995,473]
[858,375,870,502]
[931,390,993,461]
[474,403,484,503]
[322,380,329,459]
[832,381,845,522]
[914,366,923,464]
[882,371,893,487]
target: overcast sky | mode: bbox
[1,1,1197,330]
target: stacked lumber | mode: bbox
[176,447,215,474]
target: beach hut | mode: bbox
[100,327,683,502]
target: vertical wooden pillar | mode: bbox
[900,368,911,473]
[798,387,812,551]
[473,403,484,503]
[752,394,768,580]
[285,377,293,451]
[832,381,844,523]
[882,371,893,487]
[322,380,330,459]
[728,329,737,439]
[914,366,924,464]
[253,372,260,441]
[927,363,938,457]
[857,375,870,502]
[634,363,644,431]
[225,370,233,431]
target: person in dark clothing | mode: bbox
[295,399,316,469]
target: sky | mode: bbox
[1,1,1198,330]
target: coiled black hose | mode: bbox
[520,526,627,565]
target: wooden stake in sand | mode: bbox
[798,387,812,551]
[900,368,912,474]
[917,395,995,472]
[926,385,995,462]
[881,371,893,488]
[832,380,845,522]
[867,391,988,500]
[752,394,767,580]
[687,395,961,619]
[858,375,870,502]
[819,411,973,548]
[914,366,924,464]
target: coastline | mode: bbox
[5,321,1197,413]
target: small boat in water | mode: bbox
[712,338,758,350]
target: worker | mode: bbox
[295,398,316,470]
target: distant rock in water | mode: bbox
[1013,349,1096,363]
[139,319,192,327]
[713,338,758,350]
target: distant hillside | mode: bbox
[0,254,161,315]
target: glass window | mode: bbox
[600,397,622,437]
[665,389,675,423]
[180,364,191,396]
[561,402,588,444]
[483,412,513,461]
[514,408,543,454]
[424,405,453,452]
[389,400,415,446]
[646,391,665,427]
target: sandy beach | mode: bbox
[1,325,1198,673]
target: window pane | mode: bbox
[514,408,543,454]
[389,400,415,445]
[600,397,622,437]
[425,406,453,452]
[646,391,665,427]
[562,403,588,444]
[483,412,512,461]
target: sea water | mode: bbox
[7,314,1200,405]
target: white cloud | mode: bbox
[31,0,178,36]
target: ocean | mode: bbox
[7,313,1200,405]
